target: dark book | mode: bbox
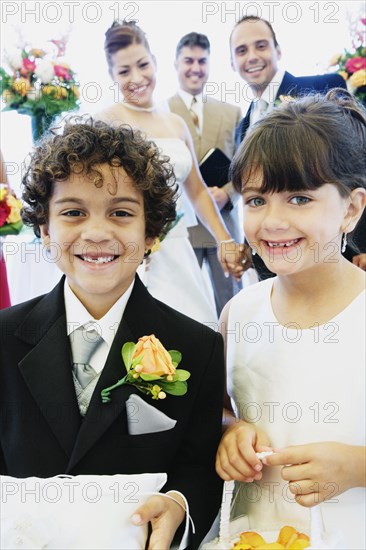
[199,148,231,188]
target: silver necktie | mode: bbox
[71,327,103,389]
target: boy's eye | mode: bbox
[290,196,311,205]
[111,210,132,217]
[246,197,265,207]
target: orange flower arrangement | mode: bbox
[101,334,190,402]
[329,17,366,103]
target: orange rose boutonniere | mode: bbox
[101,335,190,402]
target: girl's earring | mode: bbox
[341,232,347,254]
[251,247,257,256]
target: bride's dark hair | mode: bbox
[104,20,151,75]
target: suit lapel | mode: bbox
[238,103,253,144]
[276,71,298,99]
[16,279,81,457]
[67,276,167,471]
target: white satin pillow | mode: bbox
[0,473,167,549]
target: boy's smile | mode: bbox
[40,164,153,318]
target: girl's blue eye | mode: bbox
[246,197,265,207]
[64,210,83,216]
[290,196,311,205]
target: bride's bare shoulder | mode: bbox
[94,104,124,124]
[160,110,187,138]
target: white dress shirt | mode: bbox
[250,68,285,126]
[178,89,203,134]
[65,279,135,374]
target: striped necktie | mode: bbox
[189,96,200,131]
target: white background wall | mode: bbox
[1,0,364,192]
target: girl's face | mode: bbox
[242,175,355,277]
[40,164,154,319]
[110,43,156,108]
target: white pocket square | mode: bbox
[126,394,177,435]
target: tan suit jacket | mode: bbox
[168,94,242,247]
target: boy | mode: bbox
[0,119,224,549]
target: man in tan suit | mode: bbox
[168,32,243,315]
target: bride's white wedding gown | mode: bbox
[144,138,218,326]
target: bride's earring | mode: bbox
[341,232,347,253]
[251,247,257,256]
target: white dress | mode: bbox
[226,279,366,549]
[144,138,218,325]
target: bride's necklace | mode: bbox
[121,102,156,113]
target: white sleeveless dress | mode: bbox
[144,138,218,325]
[226,278,366,549]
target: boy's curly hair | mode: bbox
[21,117,178,239]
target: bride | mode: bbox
[95,20,249,325]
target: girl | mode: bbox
[216,89,366,549]
[95,20,249,324]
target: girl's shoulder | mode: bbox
[225,279,273,318]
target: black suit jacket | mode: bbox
[235,71,348,279]
[0,275,224,548]
[236,70,347,146]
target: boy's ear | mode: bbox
[342,188,366,233]
[145,236,155,252]
[39,224,50,246]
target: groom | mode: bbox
[231,15,347,278]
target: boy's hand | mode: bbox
[216,420,271,482]
[264,442,365,507]
[131,492,185,550]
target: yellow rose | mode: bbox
[12,78,30,97]
[133,335,176,377]
[42,84,56,96]
[338,70,348,81]
[70,85,80,98]
[58,86,68,98]
[6,194,22,223]
[349,69,366,89]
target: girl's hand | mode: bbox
[265,442,366,507]
[218,241,252,281]
[216,419,272,482]
[131,492,185,550]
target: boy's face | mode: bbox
[40,164,153,319]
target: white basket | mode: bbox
[201,480,332,549]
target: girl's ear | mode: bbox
[342,188,366,233]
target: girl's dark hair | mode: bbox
[21,117,177,240]
[104,20,151,74]
[231,88,366,197]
